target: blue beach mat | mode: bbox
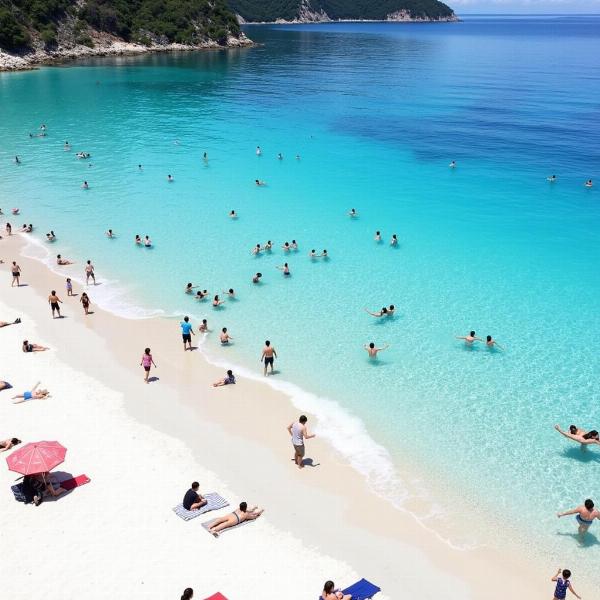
[343,579,381,599]
[173,493,229,521]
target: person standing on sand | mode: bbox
[557,498,600,539]
[287,415,315,469]
[85,260,96,285]
[550,569,581,600]
[48,290,63,319]
[11,262,21,287]
[261,340,277,376]
[80,292,91,315]
[180,316,195,351]
[140,347,157,383]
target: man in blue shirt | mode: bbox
[180,316,195,351]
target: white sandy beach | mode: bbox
[0,233,578,599]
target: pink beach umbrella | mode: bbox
[6,441,67,476]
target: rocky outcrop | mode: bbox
[386,9,457,21]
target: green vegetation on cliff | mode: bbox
[230,0,455,22]
[0,0,242,51]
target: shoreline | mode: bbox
[241,17,459,25]
[0,232,564,597]
[0,36,254,73]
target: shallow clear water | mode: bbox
[1,14,599,571]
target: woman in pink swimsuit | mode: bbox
[140,348,157,383]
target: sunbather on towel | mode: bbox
[321,581,352,600]
[0,437,21,452]
[208,501,263,537]
[183,481,207,511]
[24,472,66,506]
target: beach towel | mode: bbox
[203,594,228,600]
[342,578,381,599]
[201,516,255,537]
[173,493,229,521]
[59,474,91,490]
[11,483,31,504]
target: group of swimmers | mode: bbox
[455,331,503,350]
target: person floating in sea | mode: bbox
[364,342,389,358]
[203,152,208,161]
[290,240,298,250]
[348,208,358,218]
[276,263,291,276]
[455,331,482,346]
[64,141,71,151]
[85,260,96,285]
[550,570,580,600]
[364,306,394,318]
[144,235,152,247]
[547,174,557,182]
[14,155,21,164]
[374,231,382,243]
[256,146,262,156]
[390,234,398,246]
[195,289,209,300]
[584,179,593,188]
[223,288,235,299]
[82,181,89,189]
[56,254,74,266]
[309,249,317,259]
[212,294,225,307]
[282,241,291,252]
[180,316,195,351]
[251,244,263,255]
[167,174,174,182]
[264,240,273,252]
[198,318,208,332]
[252,272,262,284]
[135,235,142,245]
[229,210,237,219]
[449,160,456,168]
[485,335,503,350]
[46,231,56,242]
[220,327,232,345]
[255,179,266,186]
[554,424,600,448]
[557,498,600,540]
[295,154,300,160]
[138,164,142,170]
[277,153,283,160]
[185,283,197,294]
[261,340,277,376]
[106,229,115,238]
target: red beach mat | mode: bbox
[203,594,228,600]
[59,475,91,490]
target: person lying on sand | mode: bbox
[12,382,50,403]
[0,437,21,452]
[183,481,207,511]
[25,472,66,506]
[56,254,74,265]
[22,340,49,353]
[0,318,21,328]
[213,370,235,387]
[321,580,352,600]
[555,424,600,447]
[208,502,263,537]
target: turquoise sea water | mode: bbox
[1,15,599,572]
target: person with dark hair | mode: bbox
[213,370,235,387]
[485,335,503,350]
[455,331,481,346]
[85,260,96,285]
[140,348,157,384]
[182,482,206,512]
[364,306,389,318]
[287,415,315,469]
[11,261,21,287]
[321,580,351,600]
[554,424,600,448]
[0,317,21,328]
[181,589,193,600]
[220,327,232,345]
[551,568,580,600]
[261,340,277,376]
[80,292,91,315]
[364,342,389,358]
[22,339,49,353]
[557,498,600,538]
[0,437,21,452]
[252,272,262,284]
[207,501,263,537]
[180,316,195,351]
[48,290,63,319]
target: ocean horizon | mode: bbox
[1,14,599,578]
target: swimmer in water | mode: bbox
[12,208,19,215]
[252,272,262,284]
[390,234,398,246]
[14,156,21,164]
[277,153,283,160]
[374,231,382,243]
[185,283,198,294]
[198,319,208,332]
[276,263,291,276]
[455,331,482,346]
[554,424,600,448]
[64,141,71,151]
[220,327,232,344]
[282,242,291,252]
[223,288,235,298]
[144,235,152,247]
[82,181,89,189]
[213,295,225,307]
[251,244,263,255]
[264,240,273,251]
[46,232,56,242]
[485,335,503,350]
[255,179,266,186]
[106,229,115,238]
[135,235,142,245]
[56,254,74,266]
[167,175,174,182]
[309,249,317,259]
[364,342,389,358]
[195,289,209,300]
[585,179,593,188]
[203,152,208,161]
[290,240,298,250]
[348,208,358,218]
[256,146,262,156]
[364,307,392,318]
[296,154,300,160]
[229,210,237,219]
[547,175,557,182]
[138,164,142,170]
[449,160,456,168]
